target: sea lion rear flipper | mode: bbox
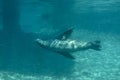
[58,52,75,59]
[90,40,101,51]
[55,27,74,40]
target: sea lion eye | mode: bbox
[59,43,62,46]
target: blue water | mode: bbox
[0,0,120,80]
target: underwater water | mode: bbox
[0,0,120,80]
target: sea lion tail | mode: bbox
[90,40,101,51]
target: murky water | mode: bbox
[0,0,120,80]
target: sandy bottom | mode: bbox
[0,29,120,80]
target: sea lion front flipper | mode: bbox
[55,27,74,40]
[58,52,75,59]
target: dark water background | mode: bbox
[19,0,120,33]
[0,0,120,80]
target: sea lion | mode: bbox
[36,28,101,59]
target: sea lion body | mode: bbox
[36,39,91,53]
